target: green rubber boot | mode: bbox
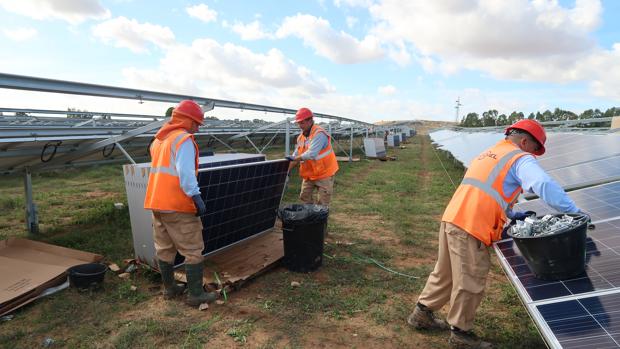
[185,263,217,306]
[158,260,185,299]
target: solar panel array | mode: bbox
[429,130,620,191]
[123,153,278,269]
[173,159,289,266]
[495,183,620,348]
[429,128,620,348]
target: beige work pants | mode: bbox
[417,222,491,331]
[152,211,205,265]
[300,176,335,206]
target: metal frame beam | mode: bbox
[0,73,372,125]
[29,118,168,170]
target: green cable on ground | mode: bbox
[323,252,418,279]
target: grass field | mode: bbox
[0,135,543,348]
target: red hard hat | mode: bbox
[505,119,546,155]
[173,100,204,124]
[295,107,313,123]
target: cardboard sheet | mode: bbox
[0,238,102,316]
[173,230,284,291]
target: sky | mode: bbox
[0,0,619,123]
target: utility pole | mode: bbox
[455,97,462,124]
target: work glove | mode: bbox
[192,194,207,217]
[512,211,537,221]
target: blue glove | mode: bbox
[192,194,207,217]
[512,211,536,221]
[285,156,295,162]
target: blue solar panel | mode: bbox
[547,155,620,189]
[535,293,620,348]
[173,159,288,266]
[516,181,620,223]
[497,219,620,302]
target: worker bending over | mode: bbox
[409,119,585,349]
[144,100,216,306]
[287,107,339,206]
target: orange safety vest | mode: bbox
[296,124,339,181]
[442,139,527,246]
[144,129,199,213]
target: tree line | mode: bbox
[460,107,620,127]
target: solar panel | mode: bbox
[496,218,620,302]
[537,134,620,171]
[429,131,620,190]
[536,292,620,348]
[173,159,289,266]
[516,181,620,223]
[494,218,620,348]
[123,153,272,269]
[547,155,620,190]
[198,153,265,169]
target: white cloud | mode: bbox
[276,14,384,64]
[92,17,175,54]
[0,0,110,24]
[378,84,396,95]
[334,0,374,8]
[3,27,38,41]
[228,20,272,40]
[186,4,217,23]
[122,38,335,104]
[345,16,358,29]
[367,0,620,101]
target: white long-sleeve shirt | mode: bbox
[175,139,201,197]
[504,154,580,218]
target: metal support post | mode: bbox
[245,135,261,153]
[285,118,290,156]
[209,135,236,152]
[260,131,279,153]
[349,125,353,163]
[24,168,38,234]
[115,142,136,164]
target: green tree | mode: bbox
[496,113,508,125]
[508,111,524,124]
[481,110,498,127]
[461,112,482,127]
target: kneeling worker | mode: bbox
[287,107,339,206]
[144,100,216,306]
[409,119,585,348]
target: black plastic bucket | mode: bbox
[68,263,107,290]
[508,214,588,281]
[278,204,329,272]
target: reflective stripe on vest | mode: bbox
[296,125,339,181]
[314,148,333,160]
[442,140,527,246]
[149,132,188,177]
[144,130,198,213]
[459,149,523,212]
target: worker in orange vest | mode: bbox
[144,100,216,307]
[287,107,339,206]
[408,119,586,348]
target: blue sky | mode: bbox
[0,0,619,123]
